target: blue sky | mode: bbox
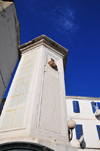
[14,0,100,97]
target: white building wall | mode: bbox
[0,1,20,102]
[66,96,100,150]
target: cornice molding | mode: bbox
[18,35,69,70]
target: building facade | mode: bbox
[66,96,100,150]
[0,0,20,103]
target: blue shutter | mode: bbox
[97,102,100,109]
[75,124,83,140]
[96,125,100,140]
[91,101,96,113]
[73,101,80,113]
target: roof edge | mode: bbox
[18,35,69,70]
[19,35,68,56]
[66,95,100,100]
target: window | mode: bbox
[96,125,100,140]
[91,101,100,113]
[75,124,83,140]
[97,102,100,109]
[73,101,80,113]
[91,101,96,113]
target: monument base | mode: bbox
[0,135,77,151]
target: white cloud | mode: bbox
[45,6,78,33]
[67,9,74,20]
[24,0,78,33]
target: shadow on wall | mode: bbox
[0,98,6,116]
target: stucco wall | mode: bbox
[66,96,100,149]
[0,1,20,102]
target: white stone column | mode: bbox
[0,35,77,151]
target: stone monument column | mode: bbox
[0,35,77,151]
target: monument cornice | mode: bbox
[18,35,68,69]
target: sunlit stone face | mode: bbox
[1,50,37,129]
[0,36,71,151]
[39,63,62,134]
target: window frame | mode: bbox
[75,124,84,140]
[96,125,100,140]
[72,100,80,113]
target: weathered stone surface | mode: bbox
[0,1,20,102]
[0,35,77,151]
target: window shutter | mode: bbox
[96,125,100,140]
[91,101,96,113]
[73,101,80,113]
[97,102,100,109]
[75,124,83,140]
